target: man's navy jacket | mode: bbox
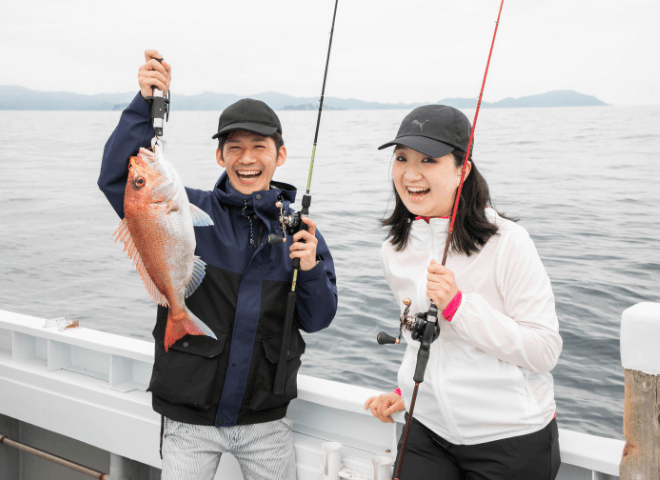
[98,93,338,427]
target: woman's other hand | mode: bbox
[364,392,405,423]
[426,259,459,310]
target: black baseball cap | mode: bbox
[378,105,472,158]
[211,98,282,139]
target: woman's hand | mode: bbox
[364,392,405,423]
[138,49,171,99]
[426,259,459,310]
[290,217,319,271]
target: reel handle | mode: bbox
[377,332,399,345]
[267,234,285,245]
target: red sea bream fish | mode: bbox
[114,144,216,351]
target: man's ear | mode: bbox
[216,148,225,168]
[276,146,287,167]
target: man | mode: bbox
[98,50,337,480]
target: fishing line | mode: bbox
[394,1,506,478]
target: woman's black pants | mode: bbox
[392,417,561,480]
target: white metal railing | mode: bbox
[0,309,624,479]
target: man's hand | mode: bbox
[426,259,459,310]
[290,217,319,271]
[364,392,405,424]
[138,49,171,99]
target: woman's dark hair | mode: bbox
[217,131,284,158]
[382,148,508,256]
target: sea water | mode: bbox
[1,104,659,441]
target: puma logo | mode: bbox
[412,119,429,131]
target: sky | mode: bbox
[1,0,659,106]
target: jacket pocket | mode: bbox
[249,330,306,412]
[148,333,226,411]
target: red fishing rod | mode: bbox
[441,0,505,266]
[379,2,507,478]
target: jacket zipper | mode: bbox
[429,221,463,443]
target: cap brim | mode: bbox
[378,135,454,158]
[212,122,278,139]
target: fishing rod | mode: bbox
[378,1,506,478]
[145,57,170,145]
[270,0,340,396]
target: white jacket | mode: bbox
[380,209,562,445]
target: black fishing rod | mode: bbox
[145,56,170,141]
[271,0,340,396]
[378,1,506,478]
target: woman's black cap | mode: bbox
[378,105,472,158]
[211,98,282,139]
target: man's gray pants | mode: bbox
[161,417,296,480]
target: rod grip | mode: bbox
[273,291,297,395]
[413,321,435,384]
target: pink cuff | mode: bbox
[442,290,462,322]
[393,388,402,396]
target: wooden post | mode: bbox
[620,302,660,479]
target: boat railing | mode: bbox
[0,309,625,479]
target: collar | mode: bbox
[414,215,450,223]
[213,172,297,225]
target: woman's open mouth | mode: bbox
[407,186,430,201]
[236,170,262,184]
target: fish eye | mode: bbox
[135,176,146,187]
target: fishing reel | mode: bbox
[377,298,440,346]
[378,299,440,385]
[267,194,311,245]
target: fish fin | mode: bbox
[113,219,169,307]
[185,257,207,298]
[190,204,214,227]
[164,308,217,352]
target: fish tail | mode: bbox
[164,308,217,352]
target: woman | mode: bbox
[365,105,562,479]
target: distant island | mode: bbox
[281,103,344,111]
[0,86,609,111]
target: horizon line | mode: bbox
[0,85,616,106]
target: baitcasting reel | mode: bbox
[267,194,311,245]
[378,299,441,385]
[377,298,441,346]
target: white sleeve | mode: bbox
[450,228,563,373]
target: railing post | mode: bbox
[371,455,392,480]
[322,442,342,480]
[619,302,660,479]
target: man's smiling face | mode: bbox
[216,130,287,195]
